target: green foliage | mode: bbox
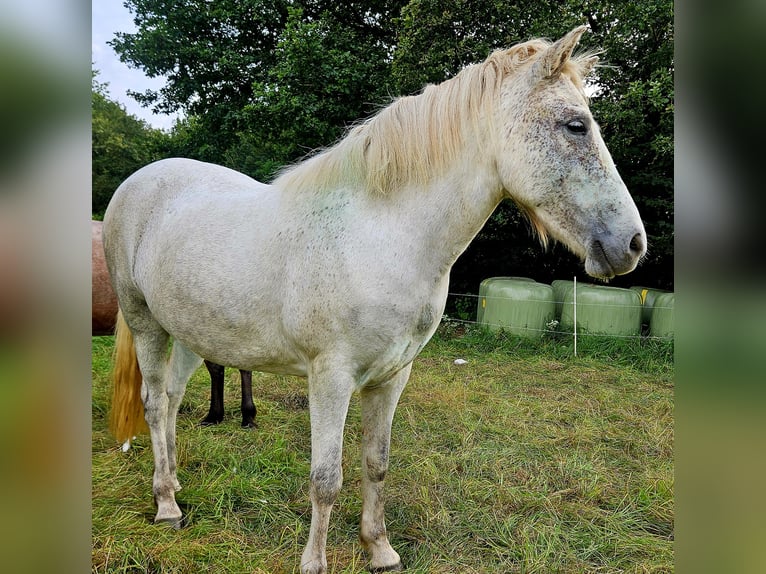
[110,0,406,179]
[110,0,288,117]
[91,72,170,216]
[229,6,396,179]
[391,0,580,93]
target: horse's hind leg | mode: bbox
[358,364,411,572]
[134,329,201,526]
[201,360,225,426]
[131,327,182,525]
[165,341,203,490]
[239,370,256,428]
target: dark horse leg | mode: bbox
[239,370,256,428]
[200,360,225,425]
[200,360,256,428]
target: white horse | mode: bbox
[103,27,645,574]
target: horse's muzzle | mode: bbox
[585,230,646,279]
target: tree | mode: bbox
[391,0,581,93]
[92,71,170,216]
[110,0,288,117]
[227,6,397,180]
[111,0,407,174]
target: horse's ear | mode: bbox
[579,55,599,78]
[539,25,588,79]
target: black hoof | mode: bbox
[199,416,223,426]
[241,419,256,429]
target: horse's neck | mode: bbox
[392,155,505,273]
[281,146,504,280]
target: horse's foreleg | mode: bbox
[201,360,225,425]
[166,342,203,490]
[239,370,256,428]
[301,363,355,574]
[358,364,411,573]
[133,330,183,526]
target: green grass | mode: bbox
[92,325,673,573]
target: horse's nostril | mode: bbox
[629,233,644,254]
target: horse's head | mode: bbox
[494,26,646,279]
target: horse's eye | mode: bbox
[566,120,588,135]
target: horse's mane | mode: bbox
[273,38,592,196]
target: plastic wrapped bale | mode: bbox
[649,292,674,339]
[630,286,670,325]
[476,277,534,324]
[560,284,642,336]
[478,278,555,338]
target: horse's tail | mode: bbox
[109,309,148,443]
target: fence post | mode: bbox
[573,276,577,357]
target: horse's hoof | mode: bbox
[241,420,256,429]
[154,515,183,530]
[199,417,222,426]
[370,562,403,573]
[300,560,327,574]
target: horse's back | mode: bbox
[105,157,269,259]
[107,159,252,293]
[105,158,264,229]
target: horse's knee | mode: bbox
[309,464,343,505]
[364,437,390,483]
[141,391,166,423]
[167,386,186,410]
[365,452,389,484]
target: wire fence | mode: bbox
[443,285,674,346]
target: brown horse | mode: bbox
[92,220,255,427]
[92,220,119,336]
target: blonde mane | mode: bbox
[273,37,592,196]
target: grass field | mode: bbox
[92,325,673,573]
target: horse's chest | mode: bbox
[335,297,445,386]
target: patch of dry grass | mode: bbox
[92,327,673,573]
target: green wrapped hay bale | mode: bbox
[477,277,534,324]
[560,284,642,336]
[630,286,669,324]
[552,279,574,318]
[650,292,674,338]
[552,279,597,319]
[478,278,555,338]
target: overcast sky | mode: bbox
[92,1,180,131]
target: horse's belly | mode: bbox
[225,331,308,376]
[145,289,305,376]
[177,323,308,377]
